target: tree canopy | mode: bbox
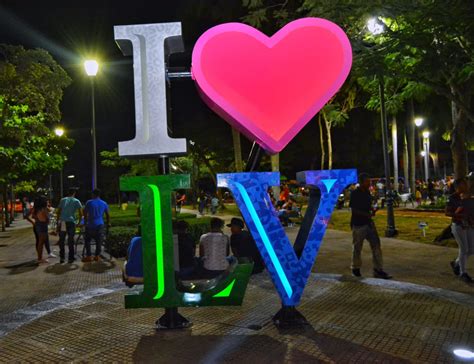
[0,45,73,187]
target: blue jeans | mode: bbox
[59,221,76,261]
[85,225,105,257]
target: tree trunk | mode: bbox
[0,189,5,232]
[3,186,9,228]
[451,101,468,178]
[325,118,333,170]
[271,153,280,199]
[231,128,243,172]
[408,99,416,194]
[403,131,409,192]
[10,184,15,222]
[318,114,325,170]
[391,116,399,191]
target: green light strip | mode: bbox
[148,184,165,300]
[213,279,236,298]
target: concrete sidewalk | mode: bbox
[0,211,473,362]
[182,207,474,295]
[0,219,122,316]
[0,272,473,363]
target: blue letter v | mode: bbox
[218,170,357,306]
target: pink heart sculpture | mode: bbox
[192,18,352,154]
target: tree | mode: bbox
[0,45,72,228]
[243,0,474,178]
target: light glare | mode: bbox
[453,349,474,359]
[420,151,426,157]
[414,117,424,127]
[367,18,384,35]
[422,131,430,139]
[54,127,64,137]
[84,60,99,76]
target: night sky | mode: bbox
[0,0,454,200]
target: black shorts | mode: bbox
[35,221,48,234]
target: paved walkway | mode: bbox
[0,273,473,363]
[0,219,121,316]
[182,208,474,295]
[0,213,473,362]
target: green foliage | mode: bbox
[0,45,73,186]
[107,217,212,258]
[107,226,138,258]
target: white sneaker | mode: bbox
[48,253,57,258]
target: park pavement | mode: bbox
[0,213,473,363]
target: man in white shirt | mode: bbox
[199,217,229,277]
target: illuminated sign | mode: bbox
[192,18,352,154]
[120,175,253,308]
[218,170,357,306]
[115,19,354,317]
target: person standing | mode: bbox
[83,189,110,262]
[57,188,83,263]
[27,196,50,264]
[228,217,264,274]
[350,173,392,279]
[446,178,472,283]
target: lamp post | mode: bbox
[55,127,65,198]
[84,60,99,190]
[422,130,430,181]
[367,18,397,237]
[414,117,424,180]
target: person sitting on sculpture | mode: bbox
[228,217,264,274]
[199,217,230,278]
[176,220,197,279]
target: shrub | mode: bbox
[107,226,138,258]
[176,217,212,244]
[107,217,212,258]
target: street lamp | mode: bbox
[367,18,397,237]
[422,130,430,180]
[54,127,65,197]
[414,117,425,179]
[55,127,64,137]
[414,117,424,127]
[84,59,99,190]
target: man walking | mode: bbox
[57,188,83,263]
[83,189,110,262]
[350,173,392,279]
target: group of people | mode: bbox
[348,172,474,284]
[26,188,110,265]
[197,193,220,215]
[126,216,264,283]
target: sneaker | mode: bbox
[352,268,362,277]
[68,259,75,264]
[48,253,57,258]
[60,259,65,264]
[81,256,93,263]
[460,273,473,283]
[94,256,101,262]
[373,269,392,279]
[450,260,460,276]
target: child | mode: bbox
[176,220,196,279]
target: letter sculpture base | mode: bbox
[272,306,309,329]
[156,308,192,330]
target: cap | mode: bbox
[226,217,244,228]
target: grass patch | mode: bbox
[329,209,457,248]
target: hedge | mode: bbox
[107,217,212,258]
